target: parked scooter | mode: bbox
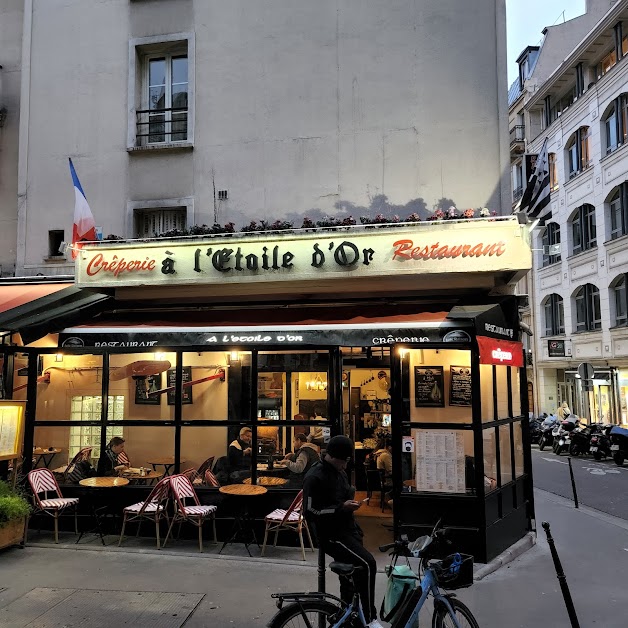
[569,423,599,456]
[610,425,628,466]
[529,417,543,445]
[589,425,612,460]
[553,415,579,455]
[538,415,559,451]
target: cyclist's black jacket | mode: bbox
[303,459,360,540]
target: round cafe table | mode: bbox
[79,477,129,488]
[77,477,129,545]
[120,469,163,485]
[243,476,288,487]
[218,484,267,556]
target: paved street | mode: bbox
[0,488,627,627]
[532,446,628,520]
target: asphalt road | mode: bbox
[531,445,628,520]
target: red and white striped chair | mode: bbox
[117,450,131,467]
[27,468,79,543]
[52,447,93,483]
[261,490,314,561]
[162,474,217,552]
[193,456,215,485]
[204,469,221,487]
[118,477,170,548]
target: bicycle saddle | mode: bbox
[329,562,357,576]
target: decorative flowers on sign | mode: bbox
[480,207,490,217]
[463,208,475,219]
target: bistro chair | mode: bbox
[52,447,93,483]
[204,469,221,488]
[118,477,171,549]
[117,450,131,467]
[162,474,217,552]
[261,490,314,561]
[193,456,215,485]
[27,468,79,543]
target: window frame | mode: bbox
[603,94,628,155]
[126,197,194,238]
[543,293,565,336]
[574,284,602,332]
[541,222,561,267]
[566,127,591,179]
[548,153,559,192]
[611,274,628,327]
[609,182,628,240]
[571,204,597,255]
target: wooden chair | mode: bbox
[162,474,217,552]
[118,477,170,548]
[52,447,93,483]
[261,490,314,561]
[27,468,79,543]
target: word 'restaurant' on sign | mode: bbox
[76,220,531,288]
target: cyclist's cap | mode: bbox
[326,435,354,460]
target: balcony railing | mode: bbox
[509,125,525,145]
[135,107,188,146]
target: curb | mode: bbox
[473,531,536,581]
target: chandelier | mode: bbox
[306,373,327,392]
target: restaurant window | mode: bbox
[574,284,602,332]
[571,204,596,255]
[548,152,559,192]
[608,182,628,240]
[611,274,628,327]
[566,127,590,179]
[543,293,565,336]
[541,222,561,266]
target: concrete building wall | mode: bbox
[15,0,510,276]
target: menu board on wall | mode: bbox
[167,366,193,405]
[134,373,162,405]
[0,401,26,461]
[415,430,466,493]
[449,366,472,407]
[414,367,445,407]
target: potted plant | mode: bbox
[0,481,31,550]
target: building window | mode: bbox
[611,275,628,327]
[574,284,601,332]
[602,94,628,154]
[541,222,561,266]
[135,207,187,238]
[128,33,195,150]
[597,49,618,79]
[512,162,523,202]
[609,182,628,240]
[548,153,558,191]
[571,204,596,255]
[574,63,584,98]
[543,294,565,336]
[48,230,64,258]
[566,127,590,178]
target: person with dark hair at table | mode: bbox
[281,433,320,487]
[97,437,128,477]
[303,435,381,627]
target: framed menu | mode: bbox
[449,366,472,407]
[414,366,445,407]
[0,401,26,462]
[134,373,162,405]
[167,366,193,405]
[415,429,466,493]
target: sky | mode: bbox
[506,0,587,84]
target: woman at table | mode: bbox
[282,433,321,487]
[97,437,129,477]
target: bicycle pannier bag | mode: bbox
[380,564,419,624]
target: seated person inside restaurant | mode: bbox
[97,436,129,476]
[307,408,326,449]
[376,439,393,504]
[228,426,253,482]
[281,433,321,487]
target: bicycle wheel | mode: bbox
[431,597,480,628]
[268,599,339,628]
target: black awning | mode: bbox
[0,286,113,344]
[447,299,519,341]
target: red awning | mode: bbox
[0,283,73,315]
[476,336,524,367]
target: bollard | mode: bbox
[542,522,580,628]
[317,545,326,628]
[567,457,579,508]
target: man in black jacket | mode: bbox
[303,435,381,627]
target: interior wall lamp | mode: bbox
[55,354,64,362]
[306,373,327,392]
[227,351,241,366]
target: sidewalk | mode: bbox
[0,488,625,626]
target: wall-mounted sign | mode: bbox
[134,373,162,405]
[75,221,531,290]
[449,366,472,407]
[476,336,524,368]
[402,436,415,453]
[167,366,193,405]
[0,401,26,461]
[414,367,445,407]
[548,339,565,357]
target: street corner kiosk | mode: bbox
[0,216,533,562]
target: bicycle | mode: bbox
[267,522,480,628]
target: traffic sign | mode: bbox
[577,362,595,380]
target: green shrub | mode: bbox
[0,482,31,527]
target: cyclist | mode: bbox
[303,435,382,628]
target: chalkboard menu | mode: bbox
[449,366,472,407]
[167,366,193,405]
[414,366,445,407]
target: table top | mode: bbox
[219,484,268,496]
[79,477,130,488]
[147,458,186,465]
[34,448,61,455]
[121,469,163,481]
[403,479,416,488]
[256,463,287,471]
[243,476,289,486]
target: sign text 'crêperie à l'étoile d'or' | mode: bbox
[75,222,531,288]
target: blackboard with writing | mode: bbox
[414,366,445,407]
[167,366,193,405]
[449,366,472,407]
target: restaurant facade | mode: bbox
[0,217,533,562]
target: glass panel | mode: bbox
[607,112,618,152]
[511,368,522,416]
[483,429,498,494]
[480,364,494,422]
[36,354,104,420]
[401,427,474,494]
[513,422,525,477]
[108,353,175,421]
[148,58,166,90]
[171,56,188,86]
[496,366,509,419]
[180,425,229,482]
[180,351,231,421]
[33,425,73,478]
[499,424,513,485]
[402,349,472,424]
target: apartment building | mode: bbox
[521,0,628,424]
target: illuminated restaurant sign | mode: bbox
[75,220,531,288]
[476,336,524,367]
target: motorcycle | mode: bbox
[553,418,579,455]
[538,416,559,451]
[569,423,599,457]
[610,425,628,466]
[589,425,612,460]
[529,417,543,445]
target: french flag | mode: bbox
[69,158,97,259]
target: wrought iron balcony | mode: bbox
[135,107,188,146]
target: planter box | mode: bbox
[0,517,26,550]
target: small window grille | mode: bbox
[218,190,228,201]
[136,208,186,237]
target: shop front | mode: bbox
[0,218,533,562]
